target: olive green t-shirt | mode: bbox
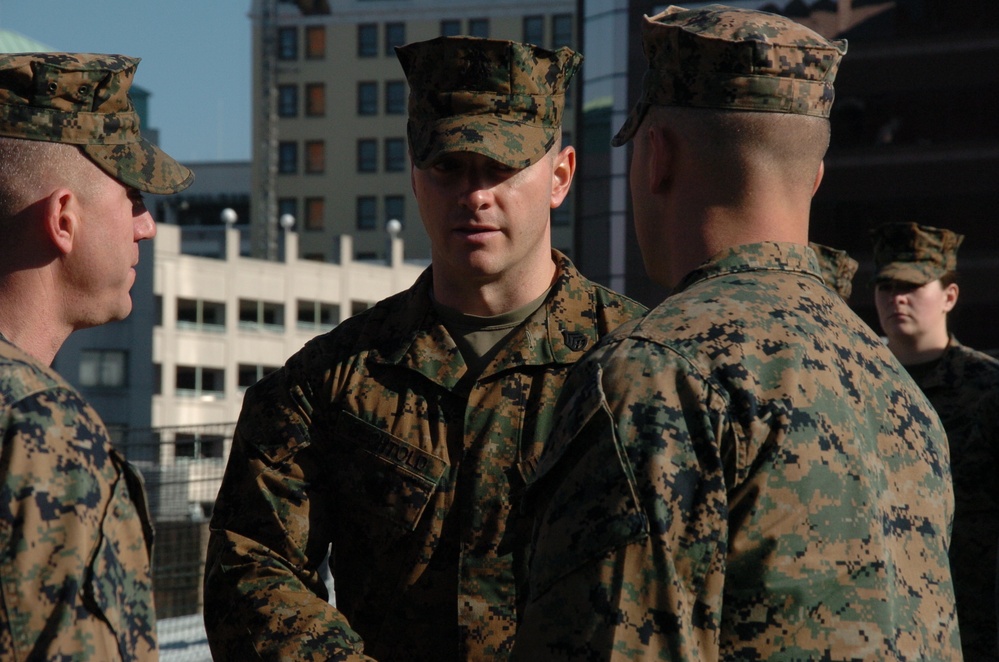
[434,288,551,378]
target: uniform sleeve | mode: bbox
[513,343,730,661]
[203,368,375,661]
[0,387,157,661]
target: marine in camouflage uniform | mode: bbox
[1,335,157,660]
[513,6,961,660]
[203,37,646,661]
[0,53,192,660]
[872,221,999,660]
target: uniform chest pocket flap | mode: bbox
[334,411,447,532]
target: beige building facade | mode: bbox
[250,0,578,264]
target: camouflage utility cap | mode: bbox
[0,52,193,194]
[613,4,847,146]
[810,242,858,301]
[396,36,582,169]
[871,222,964,285]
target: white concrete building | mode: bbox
[55,223,424,519]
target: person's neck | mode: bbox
[887,329,950,367]
[0,282,69,366]
[432,261,557,317]
[664,203,808,287]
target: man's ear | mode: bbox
[550,145,576,208]
[812,160,825,196]
[943,282,959,313]
[42,188,77,256]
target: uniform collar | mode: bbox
[673,241,823,296]
[365,251,604,388]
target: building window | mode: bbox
[238,364,280,390]
[385,195,405,226]
[278,84,298,117]
[174,432,225,459]
[296,300,339,331]
[552,13,573,48]
[356,196,377,230]
[468,18,489,38]
[175,365,225,398]
[523,15,544,46]
[79,349,127,388]
[238,299,285,331]
[358,81,377,115]
[385,138,406,172]
[176,298,226,331]
[305,140,325,174]
[385,80,406,115]
[357,139,377,173]
[358,23,377,57]
[278,141,297,174]
[278,198,297,226]
[440,19,461,37]
[305,197,324,231]
[305,83,325,116]
[278,26,298,60]
[305,25,326,59]
[385,22,405,56]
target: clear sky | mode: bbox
[0,0,252,164]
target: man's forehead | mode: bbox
[423,151,525,169]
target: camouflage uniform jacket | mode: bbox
[0,333,157,661]
[907,338,999,660]
[513,242,961,661]
[204,252,646,661]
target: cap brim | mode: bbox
[409,116,555,169]
[83,138,193,195]
[872,263,939,286]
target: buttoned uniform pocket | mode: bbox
[333,411,447,536]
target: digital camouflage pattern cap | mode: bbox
[810,242,858,301]
[0,52,193,194]
[396,36,582,169]
[871,222,964,285]
[612,4,848,146]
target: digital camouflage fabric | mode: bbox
[809,242,858,301]
[871,221,964,286]
[512,243,961,660]
[204,252,646,661]
[612,4,846,146]
[0,52,193,195]
[0,333,157,661]
[905,338,999,660]
[397,37,582,169]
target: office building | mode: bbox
[249,0,578,263]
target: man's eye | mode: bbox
[489,162,518,176]
[431,159,458,173]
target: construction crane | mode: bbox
[252,0,280,261]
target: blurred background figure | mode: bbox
[872,220,999,660]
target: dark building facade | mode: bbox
[813,0,999,350]
[576,0,999,350]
